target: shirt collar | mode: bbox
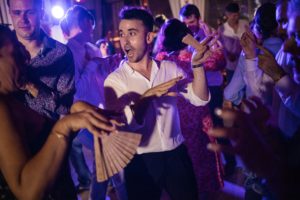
[123,60,135,74]
[122,58,160,82]
[38,30,56,57]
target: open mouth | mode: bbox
[124,45,133,56]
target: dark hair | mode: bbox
[154,14,167,29]
[6,0,43,9]
[60,5,95,36]
[225,2,240,13]
[161,18,193,52]
[179,4,201,19]
[119,7,154,32]
[254,3,277,39]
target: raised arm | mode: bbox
[182,34,215,101]
[0,100,114,200]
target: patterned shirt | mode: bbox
[24,31,75,120]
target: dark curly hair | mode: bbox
[161,18,193,52]
[179,4,201,19]
[119,7,154,32]
[254,3,278,39]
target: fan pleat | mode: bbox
[94,131,141,182]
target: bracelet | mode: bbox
[52,130,70,142]
[192,63,204,69]
[273,69,287,83]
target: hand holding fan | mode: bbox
[70,101,142,182]
[94,130,141,182]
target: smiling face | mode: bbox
[118,19,153,63]
[9,0,42,41]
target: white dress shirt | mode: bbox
[224,37,283,105]
[104,59,210,154]
[222,19,248,39]
[221,20,248,71]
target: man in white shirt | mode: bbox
[219,2,248,82]
[104,7,211,200]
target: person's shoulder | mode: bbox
[44,34,65,49]
[55,40,69,52]
[158,59,183,74]
[54,39,73,56]
[51,39,75,66]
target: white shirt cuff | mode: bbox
[275,75,294,102]
[245,57,258,71]
[187,83,211,106]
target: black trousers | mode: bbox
[208,86,237,172]
[125,144,198,200]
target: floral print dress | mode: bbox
[156,50,224,195]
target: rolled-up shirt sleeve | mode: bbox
[244,57,264,98]
[174,62,211,106]
[223,55,246,105]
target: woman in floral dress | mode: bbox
[155,19,224,199]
